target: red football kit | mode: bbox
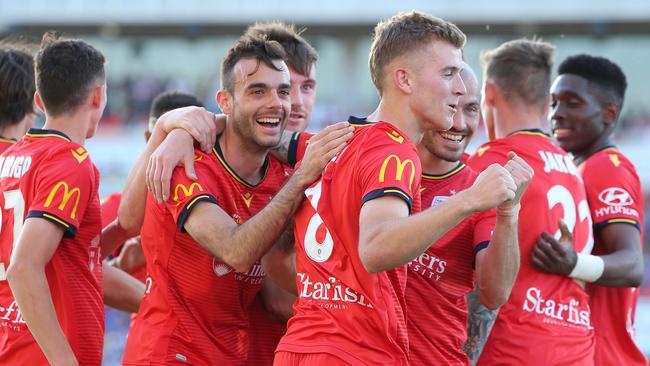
[100,192,147,282]
[467,129,595,366]
[277,118,421,366]
[0,137,16,155]
[245,291,289,366]
[579,147,647,366]
[122,140,287,365]
[406,163,495,366]
[0,128,103,366]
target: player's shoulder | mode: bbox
[25,130,96,175]
[354,121,416,154]
[584,147,636,172]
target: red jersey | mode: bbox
[100,191,121,228]
[277,118,422,366]
[122,141,287,366]
[406,163,495,366]
[245,292,288,366]
[100,192,147,282]
[0,128,103,366]
[467,129,595,366]
[580,147,647,366]
[0,137,16,155]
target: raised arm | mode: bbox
[475,152,533,309]
[359,163,517,273]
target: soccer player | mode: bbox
[406,65,530,366]
[120,34,350,365]
[531,55,647,366]
[466,40,595,365]
[0,34,106,366]
[104,91,204,282]
[242,22,319,366]
[0,46,37,153]
[148,12,529,366]
[271,13,529,365]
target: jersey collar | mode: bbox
[347,116,375,127]
[0,136,17,144]
[25,128,71,142]
[212,134,270,189]
[422,162,466,180]
[508,128,549,138]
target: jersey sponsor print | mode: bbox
[580,147,647,366]
[468,129,595,366]
[278,117,421,366]
[122,138,287,365]
[0,129,103,366]
[406,163,495,366]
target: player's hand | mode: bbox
[147,129,196,203]
[156,106,221,152]
[293,121,354,187]
[112,236,145,272]
[497,151,534,215]
[532,220,577,275]
[466,163,516,212]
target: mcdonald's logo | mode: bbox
[44,181,81,219]
[173,182,204,202]
[378,155,416,188]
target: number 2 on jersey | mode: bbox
[547,184,594,254]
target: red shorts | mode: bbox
[274,351,349,366]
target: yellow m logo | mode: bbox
[44,181,81,219]
[173,182,204,202]
[379,155,416,188]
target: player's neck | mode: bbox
[42,113,91,145]
[0,114,32,140]
[493,103,549,138]
[367,98,423,144]
[572,134,615,165]
[417,144,459,175]
[220,127,268,185]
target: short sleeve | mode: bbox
[358,126,421,213]
[166,151,218,231]
[472,209,497,261]
[583,155,643,232]
[287,132,313,168]
[27,148,95,238]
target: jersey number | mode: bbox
[547,185,593,254]
[303,181,334,262]
[0,190,25,281]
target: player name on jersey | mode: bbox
[0,155,32,179]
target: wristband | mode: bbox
[569,253,604,282]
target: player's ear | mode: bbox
[392,67,413,95]
[34,91,45,114]
[90,84,105,108]
[216,90,233,115]
[483,81,496,107]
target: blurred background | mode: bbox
[1,0,649,363]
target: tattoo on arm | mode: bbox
[463,284,499,365]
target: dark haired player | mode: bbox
[532,54,647,366]
[0,33,107,366]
